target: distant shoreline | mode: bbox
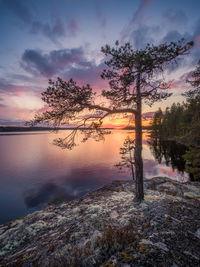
[0,126,151,132]
[0,126,114,132]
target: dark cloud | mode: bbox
[20,47,107,89]
[21,48,84,77]
[21,50,55,77]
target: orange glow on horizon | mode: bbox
[103,117,152,129]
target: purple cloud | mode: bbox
[0,79,28,94]
[21,48,84,77]
[20,46,108,90]
[0,103,6,108]
[63,62,106,86]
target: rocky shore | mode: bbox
[0,177,200,267]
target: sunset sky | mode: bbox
[0,0,200,127]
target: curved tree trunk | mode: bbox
[134,73,144,202]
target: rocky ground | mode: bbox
[0,177,200,267]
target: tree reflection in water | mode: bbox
[148,137,194,179]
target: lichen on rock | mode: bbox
[0,177,200,266]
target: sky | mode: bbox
[0,0,200,127]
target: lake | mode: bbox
[0,130,189,224]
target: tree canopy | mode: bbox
[29,39,194,202]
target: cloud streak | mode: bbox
[0,79,28,94]
[121,0,154,42]
[132,0,154,24]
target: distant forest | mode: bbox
[0,126,114,132]
[0,126,60,132]
[151,62,200,180]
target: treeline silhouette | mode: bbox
[150,61,200,180]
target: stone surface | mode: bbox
[0,177,200,266]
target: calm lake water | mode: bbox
[0,130,189,224]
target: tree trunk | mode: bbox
[134,73,144,202]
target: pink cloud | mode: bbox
[167,71,193,90]
[0,80,29,95]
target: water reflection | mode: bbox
[23,164,126,209]
[148,137,194,180]
[0,130,190,224]
[148,138,187,172]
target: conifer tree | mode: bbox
[30,40,193,202]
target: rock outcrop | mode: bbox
[0,177,200,266]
